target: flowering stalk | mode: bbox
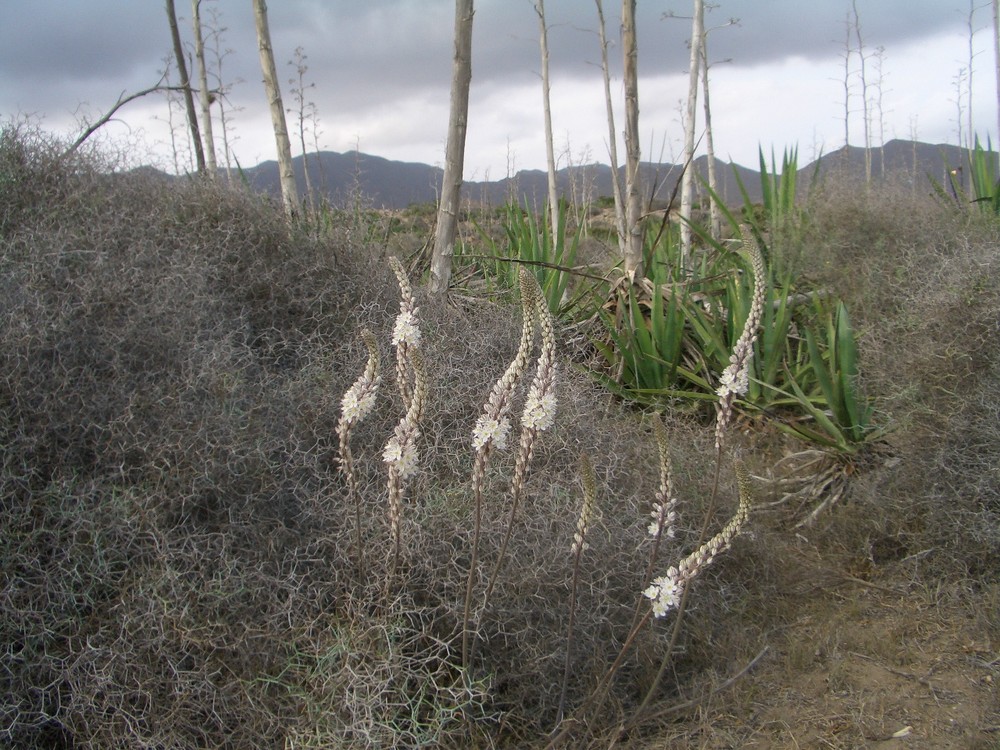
[628,237,763,723]
[628,413,677,633]
[569,456,596,556]
[384,346,427,577]
[627,461,755,726]
[643,461,753,618]
[558,249,764,734]
[483,274,558,609]
[557,452,597,725]
[714,225,766,452]
[647,415,678,546]
[383,257,426,581]
[463,268,538,671]
[470,273,557,673]
[336,328,381,582]
[388,256,420,411]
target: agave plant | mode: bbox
[792,301,877,450]
[930,137,1000,217]
[968,138,1000,216]
[467,200,587,317]
[588,180,879,455]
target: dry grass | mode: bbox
[1,126,997,748]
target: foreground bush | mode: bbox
[2,126,997,747]
[1,127,763,748]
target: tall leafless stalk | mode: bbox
[205,3,238,182]
[252,0,300,217]
[430,0,475,296]
[535,0,561,246]
[289,47,317,217]
[840,13,852,156]
[595,0,626,256]
[697,8,736,240]
[679,0,704,263]
[621,0,644,281]
[852,0,872,183]
[165,0,206,173]
[190,0,217,175]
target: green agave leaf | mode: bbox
[774,368,854,454]
[834,302,864,439]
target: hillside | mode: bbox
[232,139,979,209]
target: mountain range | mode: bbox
[231,139,977,210]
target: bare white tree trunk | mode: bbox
[535,0,560,248]
[165,0,205,173]
[621,0,644,282]
[191,0,217,176]
[679,0,703,264]
[253,0,300,216]
[596,0,626,256]
[699,41,720,239]
[430,0,474,296]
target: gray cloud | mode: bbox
[0,0,984,171]
[1,1,969,103]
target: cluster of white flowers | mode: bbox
[383,433,419,480]
[391,310,422,347]
[340,377,380,427]
[644,464,752,619]
[715,357,750,399]
[521,383,557,431]
[647,500,678,539]
[644,570,683,618]
[472,415,511,452]
[714,228,766,451]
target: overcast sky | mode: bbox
[1,1,995,177]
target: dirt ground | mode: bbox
[642,547,999,749]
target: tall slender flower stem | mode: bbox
[463,268,537,672]
[335,328,381,584]
[556,453,597,726]
[383,258,426,593]
[481,275,557,611]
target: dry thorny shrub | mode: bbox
[793,175,1000,577]
[0,128,759,748]
[2,128,997,748]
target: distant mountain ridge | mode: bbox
[232,139,978,210]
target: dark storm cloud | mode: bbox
[0,2,163,79]
[500,0,968,81]
[0,0,983,170]
[0,1,971,115]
